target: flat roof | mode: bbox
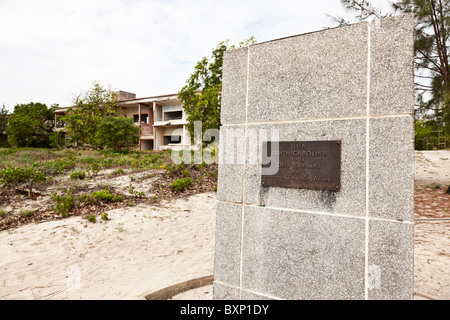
[55,92,181,112]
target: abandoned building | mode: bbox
[54,91,191,151]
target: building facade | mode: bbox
[54,91,191,151]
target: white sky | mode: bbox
[0,0,394,112]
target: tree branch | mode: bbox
[415,46,443,73]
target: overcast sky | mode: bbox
[0,0,394,112]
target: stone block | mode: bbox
[213,282,239,300]
[213,202,242,286]
[241,206,366,299]
[368,220,414,299]
[247,22,368,123]
[243,119,367,216]
[240,290,277,300]
[370,14,414,116]
[221,47,248,124]
[216,125,245,203]
[369,116,415,221]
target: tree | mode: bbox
[49,131,65,150]
[6,102,56,147]
[178,37,256,145]
[331,0,450,136]
[0,104,8,147]
[62,82,118,147]
[96,117,139,152]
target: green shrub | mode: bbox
[147,154,162,164]
[96,117,139,152]
[196,161,207,170]
[181,170,190,177]
[88,214,96,223]
[21,209,34,217]
[0,209,7,217]
[101,212,109,221]
[70,171,86,180]
[49,131,65,150]
[111,169,124,176]
[101,157,114,167]
[171,177,193,192]
[426,182,441,190]
[0,166,47,185]
[126,184,144,198]
[81,156,96,164]
[43,159,75,175]
[89,162,103,175]
[51,189,76,217]
[90,188,118,202]
[165,163,186,175]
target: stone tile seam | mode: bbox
[240,288,283,300]
[216,199,414,224]
[214,280,283,300]
[238,45,251,299]
[364,20,372,301]
[221,113,413,126]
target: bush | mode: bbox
[88,215,96,223]
[6,102,54,148]
[90,188,120,202]
[171,177,193,192]
[165,163,186,175]
[49,131,65,150]
[89,162,103,176]
[21,209,34,217]
[96,117,139,152]
[0,166,47,185]
[111,169,124,176]
[426,182,441,190]
[70,171,86,180]
[51,189,76,217]
[44,159,75,175]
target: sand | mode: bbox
[415,150,450,183]
[0,193,216,300]
[0,151,449,300]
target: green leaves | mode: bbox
[0,105,8,147]
[334,0,450,139]
[96,116,139,152]
[6,102,55,148]
[178,38,255,145]
[62,82,119,147]
[171,177,193,192]
[0,166,47,185]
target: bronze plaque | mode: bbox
[261,141,341,191]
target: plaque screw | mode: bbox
[335,186,339,189]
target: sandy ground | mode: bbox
[415,150,450,183]
[0,193,216,300]
[414,150,450,300]
[0,151,449,300]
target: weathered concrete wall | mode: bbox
[214,15,414,300]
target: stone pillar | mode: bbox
[214,15,415,300]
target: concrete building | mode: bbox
[54,91,191,151]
